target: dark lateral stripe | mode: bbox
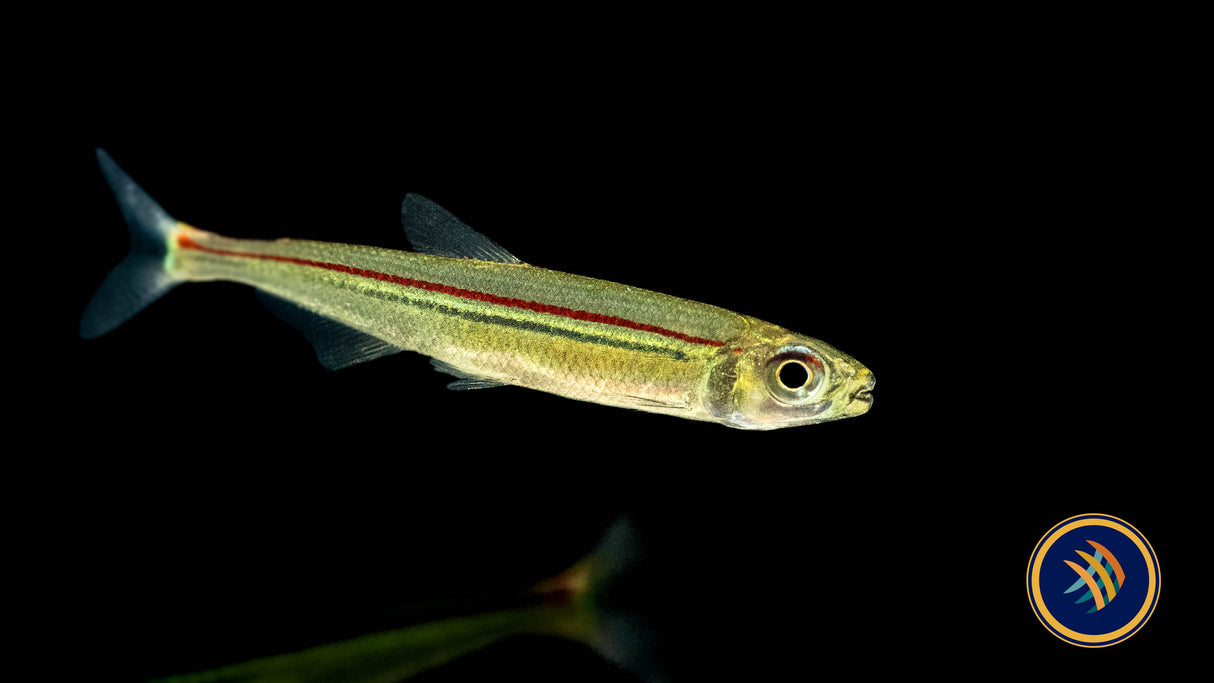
[382,287,688,361]
[177,235,721,350]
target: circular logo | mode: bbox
[1026,513,1160,647]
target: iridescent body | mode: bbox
[82,150,874,429]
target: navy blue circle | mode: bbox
[1030,515,1158,646]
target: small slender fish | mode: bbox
[82,150,874,429]
[143,518,656,682]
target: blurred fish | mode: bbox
[142,518,658,682]
[82,150,873,429]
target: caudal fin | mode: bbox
[533,517,664,681]
[80,149,182,338]
[580,518,666,683]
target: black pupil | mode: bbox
[779,361,809,389]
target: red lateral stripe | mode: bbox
[177,235,727,348]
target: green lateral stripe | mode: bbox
[352,275,690,361]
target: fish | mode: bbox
[81,149,874,429]
[140,518,658,682]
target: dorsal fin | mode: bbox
[400,194,525,264]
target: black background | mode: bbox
[22,10,1200,682]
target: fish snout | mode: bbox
[851,368,875,404]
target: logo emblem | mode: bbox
[1027,513,1160,647]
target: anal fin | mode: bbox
[257,291,404,370]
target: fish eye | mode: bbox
[765,346,824,405]
[777,360,811,390]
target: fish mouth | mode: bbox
[851,372,876,404]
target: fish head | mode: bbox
[707,329,874,430]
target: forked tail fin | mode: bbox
[524,516,655,673]
[576,517,665,682]
[80,149,182,338]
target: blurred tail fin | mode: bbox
[528,517,663,682]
